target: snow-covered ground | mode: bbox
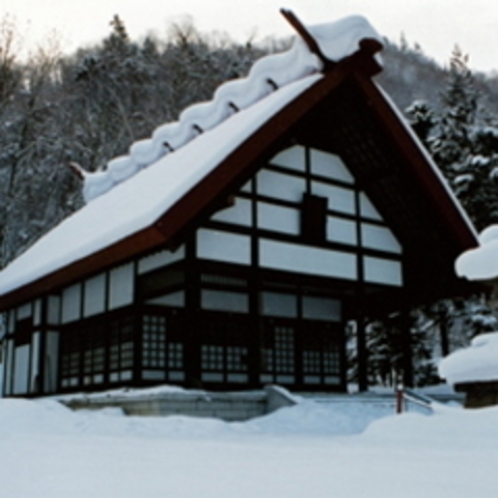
[0,394,496,497]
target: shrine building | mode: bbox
[0,13,478,397]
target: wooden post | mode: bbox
[396,384,404,414]
[357,316,368,392]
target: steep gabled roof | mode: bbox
[0,14,478,309]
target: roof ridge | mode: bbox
[83,38,322,202]
[82,15,383,203]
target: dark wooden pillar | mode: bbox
[37,300,47,395]
[184,235,201,388]
[356,315,368,392]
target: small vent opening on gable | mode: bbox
[301,193,327,243]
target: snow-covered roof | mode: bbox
[439,332,498,385]
[0,75,320,296]
[0,15,383,299]
[456,225,498,281]
[83,15,382,203]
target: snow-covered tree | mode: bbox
[417,46,498,231]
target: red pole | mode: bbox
[396,384,404,414]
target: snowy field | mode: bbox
[0,395,496,497]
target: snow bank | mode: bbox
[438,332,498,385]
[363,403,498,450]
[0,395,390,439]
[2,397,498,498]
[456,224,498,280]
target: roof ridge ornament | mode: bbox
[280,9,334,71]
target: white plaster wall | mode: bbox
[84,273,106,317]
[260,292,298,318]
[62,284,81,324]
[257,169,306,203]
[269,145,306,171]
[146,291,185,307]
[201,290,249,313]
[260,239,357,280]
[310,148,354,184]
[257,202,300,235]
[361,224,402,253]
[302,296,341,322]
[327,216,357,245]
[197,229,251,265]
[47,296,61,325]
[13,344,30,395]
[359,192,383,221]
[311,181,356,214]
[363,256,403,286]
[139,246,185,275]
[17,303,32,320]
[109,263,135,310]
[211,198,252,226]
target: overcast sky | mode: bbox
[2,0,498,73]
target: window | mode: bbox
[141,313,184,378]
[109,316,135,381]
[200,316,249,384]
[262,325,295,380]
[142,315,167,369]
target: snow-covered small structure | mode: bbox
[439,332,498,407]
[446,228,498,407]
[0,12,478,398]
[456,225,498,308]
[439,332,498,385]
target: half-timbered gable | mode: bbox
[0,14,478,397]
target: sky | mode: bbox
[1,0,498,73]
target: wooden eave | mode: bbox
[0,44,477,310]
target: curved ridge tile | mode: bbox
[83,16,380,203]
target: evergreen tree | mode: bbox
[405,100,435,146]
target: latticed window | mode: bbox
[60,330,81,388]
[109,316,135,372]
[199,315,250,384]
[303,350,321,374]
[323,347,340,374]
[141,314,184,374]
[168,343,183,369]
[262,325,295,375]
[142,315,167,369]
[274,326,295,373]
[226,346,248,372]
